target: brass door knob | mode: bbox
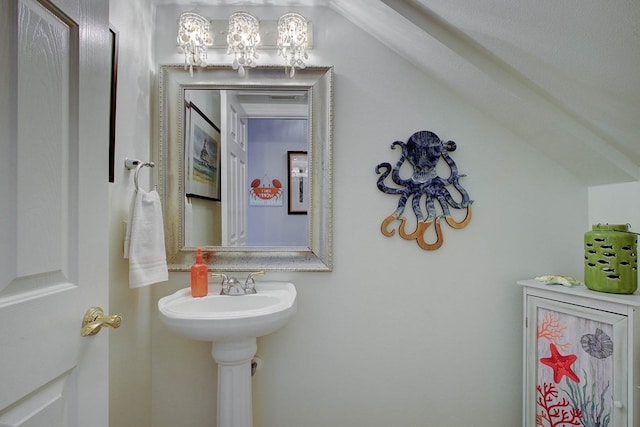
[81,307,122,337]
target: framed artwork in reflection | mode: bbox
[287,151,308,214]
[185,102,221,201]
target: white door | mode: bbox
[0,0,111,425]
[220,91,248,246]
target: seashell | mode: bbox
[580,328,613,359]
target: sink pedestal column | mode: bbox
[211,337,257,427]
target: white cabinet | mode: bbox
[518,279,640,427]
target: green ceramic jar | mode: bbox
[584,224,637,294]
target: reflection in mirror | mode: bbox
[157,65,333,272]
[183,89,309,248]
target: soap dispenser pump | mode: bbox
[190,247,208,297]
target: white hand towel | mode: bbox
[123,191,135,259]
[125,188,169,288]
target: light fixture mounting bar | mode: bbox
[208,20,313,49]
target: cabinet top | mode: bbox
[517,278,640,307]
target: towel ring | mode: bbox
[125,158,155,192]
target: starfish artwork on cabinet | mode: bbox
[540,343,579,384]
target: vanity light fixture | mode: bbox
[177,12,213,77]
[226,12,260,77]
[277,12,309,77]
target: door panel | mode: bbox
[221,91,248,246]
[0,0,110,425]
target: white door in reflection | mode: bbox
[221,91,248,246]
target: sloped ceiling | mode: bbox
[153,0,640,185]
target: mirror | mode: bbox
[182,88,309,247]
[157,65,333,272]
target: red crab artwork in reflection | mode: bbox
[250,178,283,201]
[375,130,473,250]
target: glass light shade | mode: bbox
[277,13,309,77]
[227,12,260,77]
[177,12,213,76]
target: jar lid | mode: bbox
[592,223,629,231]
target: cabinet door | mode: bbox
[525,296,627,427]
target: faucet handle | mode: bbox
[244,271,265,294]
[246,271,265,283]
[225,277,244,295]
[211,273,230,295]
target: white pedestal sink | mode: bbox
[158,281,297,427]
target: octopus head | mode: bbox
[405,131,455,181]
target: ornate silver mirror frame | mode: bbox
[156,65,333,271]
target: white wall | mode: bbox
[131,5,589,427]
[108,0,155,426]
[588,181,640,227]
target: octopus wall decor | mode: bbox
[375,130,473,250]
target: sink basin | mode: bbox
[158,281,297,342]
[158,281,297,427]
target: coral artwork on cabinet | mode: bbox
[536,382,582,427]
[535,308,613,427]
[537,311,570,351]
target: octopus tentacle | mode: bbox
[441,182,472,209]
[410,194,425,222]
[376,163,404,195]
[381,213,400,237]
[445,206,472,229]
[436,196,451,216]
[399,217,428,240]
[440,152,458,185]
[451,176,471,206]
[442,193,463,209]
[425,197,438,219]
[391,167,410,186]
[390,142,412,186]
[375,162,392,178]
[390,141,404,151]
[416,218,444,250]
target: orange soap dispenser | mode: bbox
[190,247,208,297]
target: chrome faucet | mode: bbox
[243,271,265,294]
[212,272,265,295]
